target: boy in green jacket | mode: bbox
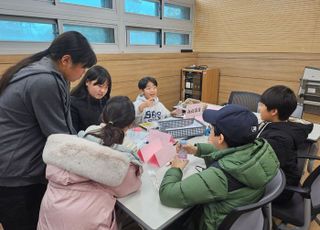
[159,104,279,230]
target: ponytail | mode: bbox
[86,122,125,147]
[87,96,135,147]
[100,123,125,147]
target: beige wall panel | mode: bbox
[0,53,196,110]
[99,59,191,82]
[198,52,319,122]
[111,75,180,105]
[198,53,320,82]
[97,53,197,61]
[218,75,299,104]
[195,0,320,53]
[0,64,13,74]
[1,51,319,122]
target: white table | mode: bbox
[117,138,205,230]
[117,110,320,229]
[308,123,320,141]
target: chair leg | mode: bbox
[315,214,320,225]
[265,203,273,230]
[276,223,291,230]
[272,219,279,230]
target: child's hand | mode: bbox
[176,143,198,155]
[170,156,189,170]
[139,98,154,112]
[171,109,182,117]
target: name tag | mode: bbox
[185,103,202,119]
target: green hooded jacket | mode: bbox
[159,138,279,230]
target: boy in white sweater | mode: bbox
[134,76,173,124]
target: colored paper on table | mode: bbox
[195,104,222,123]
[148,144,176,167]
[137,130,176,167]
[138,139,162,162]
[206,104,222,110]
[126,129,149,149]
[148,129,174,145]
[139,121,159,131]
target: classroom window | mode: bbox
[63,24,115,43]
[0,18,56,42]
[165,32,189,45]
[127,28,160,46]
[59,0,112,9]
[164,3,190,20]
[125,0,160,17]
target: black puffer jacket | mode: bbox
[259,121,313,187]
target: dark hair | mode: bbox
[88,96,135,147]
[212,126,238,147]
[71,65,112,100]
[0,31,97,94]
[260,85,297,121]
[138,76,158,90]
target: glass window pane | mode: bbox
[164,3,190,20]
[128,29,160,46]
[125,0,159,17]
[0,19,56,42]
[60,0,112,9]
[165,32,189,45]
[64,24,115,43]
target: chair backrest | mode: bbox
[291,103,304,119]
[303,164,320,216]
[297,140,319,176]
[228,91,261,112]
[261,170,286,204]
[272,159,320,228]
[218,170,285,230]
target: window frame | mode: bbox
[0,0,194,54]
[126,26,161,47]
[163,30,191,47]
[0,15,57,43]
[163,1,192,21]
[60,20,118,44]
[56,0,115,10]
[124,0,161,18]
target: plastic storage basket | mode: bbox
[158,118,206,139]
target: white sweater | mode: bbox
[133,94,170,124]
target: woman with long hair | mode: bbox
[0,31,97,229]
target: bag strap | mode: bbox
[211,161,245,192]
